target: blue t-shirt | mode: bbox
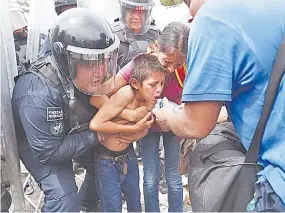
[182,0,285,203]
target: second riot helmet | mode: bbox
[118,0,154,35]
[54,0,77,15]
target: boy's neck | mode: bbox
[133,89,144,102]
[133,89,155,111]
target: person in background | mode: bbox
[54,0,77,15]
[9,0,29,72]
[113,0,160,69]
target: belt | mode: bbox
[96,143,133,157]
[98,152,134,175]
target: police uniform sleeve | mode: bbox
[14,75,99,164]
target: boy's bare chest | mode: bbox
[126,99,154,111]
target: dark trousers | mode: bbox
[254,178,285,212]
[19,144,98,212]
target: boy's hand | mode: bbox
[134,112,154,132]
[128,106,149,122]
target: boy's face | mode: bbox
[137,71,165,104]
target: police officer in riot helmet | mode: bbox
[113,0,160,69]
[54,0,77,15]
[119,0,154,35]
[12,8,146,212]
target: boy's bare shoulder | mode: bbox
[113,85,135,101]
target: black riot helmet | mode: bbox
[49,8,120,96]
[119,0,154,35]
[54,0,77,15]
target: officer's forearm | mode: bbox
[50,129,99,164]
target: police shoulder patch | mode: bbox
[50,120,64,136]
[47,107,63,121]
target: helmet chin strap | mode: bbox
[50,54,69,78]
[51,54,80,129]
[50,42,71,77]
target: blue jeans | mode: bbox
[140,132,183,212]
[95,150,141,212]
[247,178,285,212]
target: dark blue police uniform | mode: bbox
[12,55,99,212]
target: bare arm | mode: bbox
[152,99,222,139]
[89,86,153,134]
[90,74,148,122]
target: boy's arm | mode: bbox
[90,74,128,108]
[89,86,153,134]
[90,74,148,122]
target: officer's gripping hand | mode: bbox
[128,106,149,122]
[133,112,154,132]
[116,129,149,144]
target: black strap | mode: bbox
[95,143,133,157]
[246,37,285,163]
[200,139,246,162]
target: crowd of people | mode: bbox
[2,0,285,212]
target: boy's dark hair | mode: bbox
[130,53,167,83]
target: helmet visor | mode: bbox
[120,1,153,35]
[67,43,119,96]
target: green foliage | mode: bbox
[160,0,182,6]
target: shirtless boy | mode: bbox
[89,53,167,212]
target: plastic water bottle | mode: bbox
[155,98,180,113]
